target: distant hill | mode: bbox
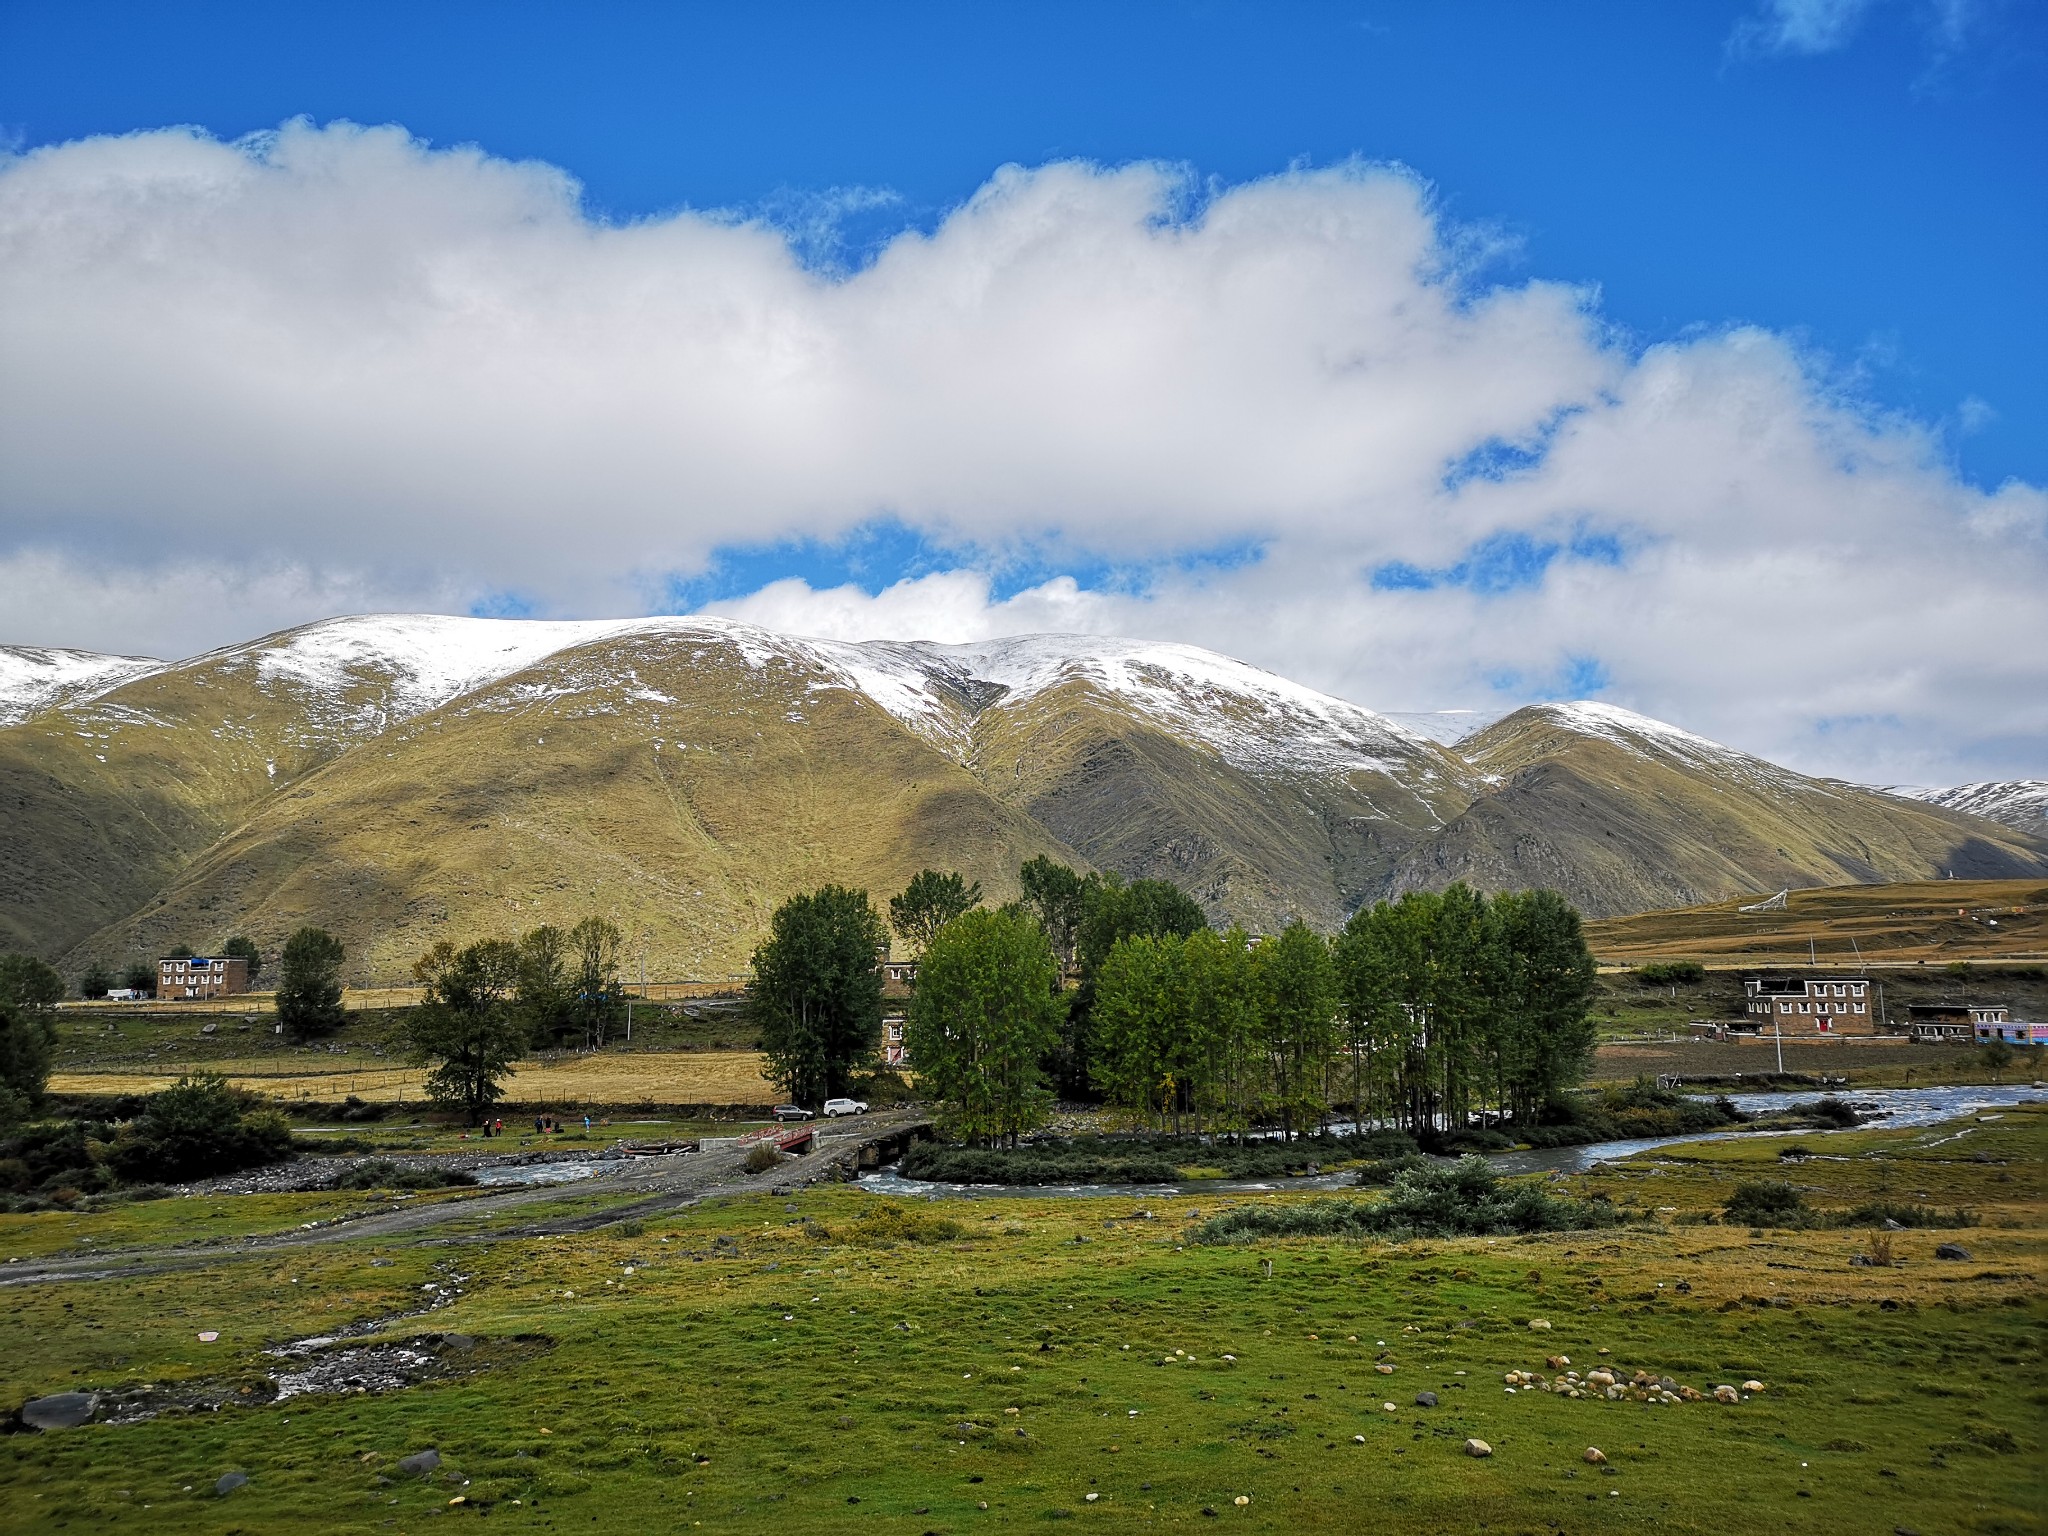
[3,617,2044,983]
[1582,878,2048,967]
[1885,781,2048,837]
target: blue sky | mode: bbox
[4,0,2040,486]
[0,1,2042,781]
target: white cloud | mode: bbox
[0,120,2041,783]
[1731,0,1880,55]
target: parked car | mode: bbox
[773,1104,814,1122]
[822,1097,869,1118]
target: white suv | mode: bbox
[822,1097,869,1118]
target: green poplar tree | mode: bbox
[404,938,528,1124]
[751,886,886,1106]
[905,908,1063,1146]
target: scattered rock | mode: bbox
[1464,1438,1493,1458]
[1584,1447,1607,1465]
[1546,1355,1570,1369]
[1374,1363,1395,1375]
[1234,1495,1251,1505]
[1352,1434,1366,1444]
[21,1392,98,1431]
[1527,1319,1551,1331]
[1585,1369,1615,1389]
[1742,1380,1765,1393]
[1414,1392,1438,1408]
[398,1450,441,1476]
[1934,1244,1972,1261]
[215,1472,248,1496]
[1714,1385,1740,1404]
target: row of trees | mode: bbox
[1090,887,1598,1139]
[750,861,1600,1145]
[400,918,629,1122]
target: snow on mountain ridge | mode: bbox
[0,645,161,726]
[1894,780,2048,833]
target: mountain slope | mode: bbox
[0,616,652,956]
[1893,781,2048,836]
[6,617,2044,976]
[54,623,1084,983]
[1382,703,2048,915]
[0,645,161,726]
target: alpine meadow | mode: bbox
[3,8,2045,1534]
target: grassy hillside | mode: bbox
[1384,708,2048,917]
[57,627,1080,984]
[966,672,1477,932]
[1583,879,2048,966]
[0,648,427,957]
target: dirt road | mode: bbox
[1,1111,929,1289]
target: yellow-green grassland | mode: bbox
[2,1104,2042,1534]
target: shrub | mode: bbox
[835,1199,963,1245]
[743,1142,783,1175]
[1723,1179,1807,1227]
[106,1073,296,1183]
[1634,961,1706,986]
[327,1159,478,1191]
[1828,1201,1976,1230]
[1197,1156,1624,1243]
[900,1129,1419,1186]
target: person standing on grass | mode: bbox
[582,1114,592,1133]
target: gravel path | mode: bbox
[0,1112,930,1288]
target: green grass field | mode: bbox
[3,1110,2043,1534]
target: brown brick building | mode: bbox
[1742,974,1877,1035]
[157,955,251,1000]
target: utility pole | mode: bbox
[1774,1014,1785,1076]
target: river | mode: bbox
[855,1081,2046,1200]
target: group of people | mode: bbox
[457,1113,599,1140]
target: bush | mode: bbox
[1829,1201,1976,1230]
[743,1142,783,1175]
[327,1159,477,1191]
[1723,1179,1807,1227]
[833,1199,963,1245]
[0,1120,114,1200]
[1197,1156,1624,1243]
[1634,961,1706,986]
[900,1129,1420,1186]
[106,1073,296,1183]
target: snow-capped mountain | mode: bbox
[1889,780,2048,836]
[3,613,2044,978]
[0,644,161,727]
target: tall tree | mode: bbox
[1182,926,1261,1138]
[1489,889,1598,1122]
[405,939,526,1124]
[220,935,263,983]
[1253,921,1339,1139]
[0,954,63,1130]
[0,954,66,1013]
[889,869,983,956]
[275,927,347,1040]
[1090,934,1190,1128]
[78,961,114,1001]
[906,908,1063,1146]
[1058,874,1208,1098]
[515,925,576,1047]
[751,886,887,1106]
[1018,856,1088,975]
[568,916,627,1047]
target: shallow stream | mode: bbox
[855,1082,2046,1200]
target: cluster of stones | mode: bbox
[1501,1354,1764,1406]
